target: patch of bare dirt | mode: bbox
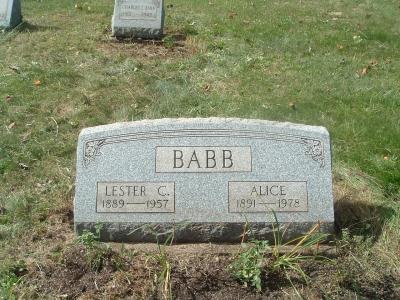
[13,182,400,299]
[170,251,284,300]
[18,240,400,299]
[25,244,156,299]
[99,33,197,60]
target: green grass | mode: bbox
[0,0,399,298]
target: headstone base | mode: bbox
[112,26,163,39]
[75,222,335,243]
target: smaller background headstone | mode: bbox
[0,0,22,29]
[112,0,164,39]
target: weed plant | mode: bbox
[0,272,19,300]
[230,240,269,291]
[76,224,112,271]
[76,223,102,248]
[153,239,172,300]
[0,261,26,300]
[270,220,328,282]
[137,224,176,300]
[231,214,328,292]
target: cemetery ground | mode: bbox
[0,0,399,299]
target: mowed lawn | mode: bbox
[0,0,399,298]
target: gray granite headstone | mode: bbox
[0,0,22,29]
[74,118,334,243]
[112,0,164,39]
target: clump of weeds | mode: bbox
[230,240,269,291]
[74,224,126,272]
[152,238,172,300]
[0,261,27,300]
[230,213,329,293]
[138,225,177,300]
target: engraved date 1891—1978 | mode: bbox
[229,181,308,213]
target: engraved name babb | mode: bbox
[119,0,159,20]
[155,146,252,173]
[229,181,308,213]
[96,182,175,213]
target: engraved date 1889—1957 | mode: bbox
[96,182,175,213]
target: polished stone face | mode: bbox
[0,0,22,29]
[74,118,334,242]
[112,0,164,38]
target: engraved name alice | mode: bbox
[233,183,302,211]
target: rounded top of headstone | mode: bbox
[79,118,330,138]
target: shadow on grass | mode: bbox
[113,32,187,44]
[100,31,191,59]
[334,196,396,239]
[15,21,60,32]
